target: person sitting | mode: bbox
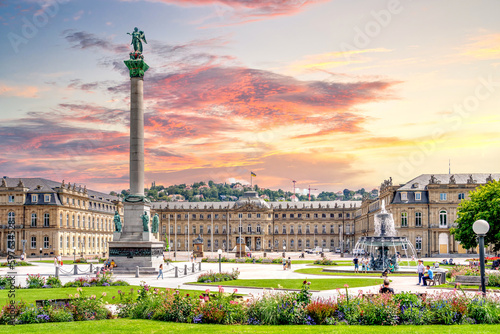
[379,279,394,294]
[388,262,395,273]
[491,259,499,270]
[422,265,434,286]
[449,258,454,265]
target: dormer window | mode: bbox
[31,194,38,202]
[411,183,419,189]
[415,192,421,201]
[401,192,407,201]
[44,194,50,202]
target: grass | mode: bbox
[1,319,500,333]
[0,286,208,305]
[295,268,415,277]
[190,278,382,290]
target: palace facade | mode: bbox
[0,177,122,257]
[1,173,497,257]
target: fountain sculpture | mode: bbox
[353,200,417,271]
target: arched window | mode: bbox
[282,239,286,247]
[31,213,37,227]
[314,239,318,247]
[401,212,408,227]
[256,224,261,233]
[306,239,310,248]
[290,239,295,247]
[77,215,80,228]
[330,239,335,248]
[44,213,50,227]
[439,210,447,227]
[59,213,63,227]
[298,239,302,248]
[247,224,252,233]
[72,214,75,227]
[66,214,69,227]
[274,239,279,248]
[322,239,326,247]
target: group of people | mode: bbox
[353,256,371,273]
[53,255,63,267]
[282,257,292,270]
[104,259,116,270]
[416,259,434,286]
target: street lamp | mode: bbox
[217,249,222,273]
[39,248,42,262]
[283,245,286,258]
[473,219,490,296]
[73,246,76,262]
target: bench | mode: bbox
[455,275,488,285]
[426,272,442,286]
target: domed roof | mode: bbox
[234,191,270,209]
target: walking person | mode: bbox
[364,257,369,273]
[287,257,291,270]
[416,259,425,285]
[157,263,163,280]
[361,257,366,273]
[282,257,287,270]
[353,255,359,273]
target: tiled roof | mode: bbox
[150,200,361,210]
[397,173,500,191]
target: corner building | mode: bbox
[0,177,122,257]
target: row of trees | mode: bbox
[115,181,376,203]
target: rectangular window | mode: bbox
[31,236,36,249]
[193,225,196,234]
[31,195,38,202]
[458,193,465,200]
[330,213,335,218]
[290,214,294,218]
[314,225,318,234]
[297,213,302,218]
[44,194,50,202]
[416,237,422,250]
[440,193,447,201]
[339,213,342,218]
[162,225,167,233]
[31,213,37,227]
[44,236,49,249]
[256,213,261,218]
[306,213,310,218]
[401,192,407,200]
[184,214,188,219]
[330,225,334,233]
[290,225,294,234]
[247,213,251,218]
[177,226,181,234]
[274,226,279,234]
[44,213,50,227]
[247,224,252,233]
[177,214,181,219]
[8,195,15,202]
[415,212,422,227]
[298,225,302,234]
[322,213,326,218]
[200,214,204,219]
[322,225,326,233]
[200,225,204,234]
[222,225,226,233]
[238,213,243,219]
[401,212,408,227]
[415,192,421,201]
[215,225,219,234]
[282,225,286,234]
[314,213,318,218]
[214,214,219,219]
[274,214,278,219]
[306,225,310,234]
[282,214,286,218]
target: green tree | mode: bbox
[451,180,500,252]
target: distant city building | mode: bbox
[0,177,122,257]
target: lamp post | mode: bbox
[39,248,42,262]
[283,245,286,258]
[217,249,222,273]
[473,219,490,296]
[73,247,76,262]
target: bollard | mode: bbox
[192,262,195,272]
[184,264,187,275]
[199,262,201,271]
[73,264,78,275]
[90,263,93,273]
[175,266,178,278]
[55,266,59,278]
[96,266,100,276]
[135,266,139,278]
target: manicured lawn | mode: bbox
[2,319,500,333]
[190,278,383,290]
[295,268,414,277]
[0,286,208,305]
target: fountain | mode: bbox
[353,200,418,271]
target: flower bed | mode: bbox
[0,261,32,267]
[201,257,282,264]
[3,282,500,326]
[197,269,240,283]
[313,258,337,266]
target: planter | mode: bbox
[455,275,489,285]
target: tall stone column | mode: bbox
[108,46,163,274]
[130,77,144,196]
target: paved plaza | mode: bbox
[1,252,479,298]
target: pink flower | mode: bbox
[344,284,349,288]
[307,282,311,286]
[102,292,107,297]
[204,296,209,302]
[205,289,210,293]
[233,289,238,293]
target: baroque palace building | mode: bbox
[0,177,122,257]
[151,191,360,256]
[1,173,497,257]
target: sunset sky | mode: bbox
[1,0,500,195]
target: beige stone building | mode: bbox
[0,177,122,258]
[355,173,499,256]
[151,192,360,255]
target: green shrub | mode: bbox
[46,275,62,288]
[197,269,240,283]
[26,273,45,289]
[313,258,337,266]
[487,273,500,287]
